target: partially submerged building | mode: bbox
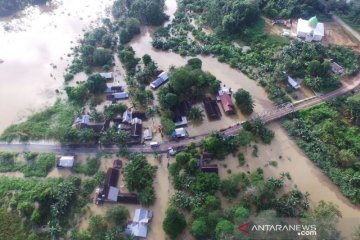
[331,61,345,74]
[171,101,191,127]
[74,115,106,133]
[100,72,113,81]
[143,127,153,141]
[287,76,300,90]
[203,97,221,120]
[297,16,324,42]
[220,94,235,115]
[125,209,153,238]
[150,71,169,89]
[171,128,188,139]
[104,86,123,94]
[57,156,75,168]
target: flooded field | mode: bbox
[214,122,360,239]
[0,0,113,133]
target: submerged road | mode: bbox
[0,76,359,155]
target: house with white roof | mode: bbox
[297,16,324,42]
[125,209,153,238]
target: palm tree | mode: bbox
[187,106,204,122]
[146,107,157,125]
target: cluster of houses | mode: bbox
[95,159,139,205]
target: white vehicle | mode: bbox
[168,147,177,156]
[143,128,153,141]
[150,141,160,148]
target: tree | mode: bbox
[235,130,253,146]
[163,207,186,239]
[119,29,132,44]
[126,17,141,36]
[175,152,191,165]
[234,207,250,221]
[124,153,156,192]
[187,107,205,122]
[233,89,255,115]
[191,220,208,239]
[89,215,108,240]
[187,58,202,69]
[346,94,360,125]
[215,220,234,239]
[65,84,88,105]
[86,74,107,94]
[78,128,96,143]
[105,205,129,228]
[164,93,178,108]
[192,172,220,195]
[142,54,152,66]
[161,117,176,135]
[302,201,342,240]
[139,186,156,206]
[92,48,113,66]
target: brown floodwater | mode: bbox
[1,0,359,238]
[0,0,113,133]
[216,122,360,239]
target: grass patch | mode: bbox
[269,160,278,167]
[1,100,79,143]
[73,156,100,176]
[0,152,55,177]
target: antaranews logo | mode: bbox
[238,223,317,237]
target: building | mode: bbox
[125,209,153,238]
[203,97,221,120]
[171,101,191,126]
[74,115,105,133]
[132,111,147,120]
[150,71,169,89]
[113,159,123,169]
[113,92,129,100]
[100,72,113,81]
[143,128,153,141]
[198,157,218,174]
[122,110,133,124]
[287,76,300,90]
[171,128,188,139]
[57,156,75,168]
[117,192,139,204]
[220,94,235,114]
[331,61,345,74]
[104,86,123,94]
[297,17,324,42]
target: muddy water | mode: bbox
[216,122,360,238]
[130,0,360,238]
[0,0,113,133]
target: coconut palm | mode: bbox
[187,106,204,122]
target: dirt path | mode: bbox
[332,15,360,43]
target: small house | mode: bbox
[113,92,129,100]
[143,128,153,141]
[122,110,133,124]
[174,116,188,127]
[113,159,123,169]
[150,71,169,89]
[105,167,119,188]
[74,115,105,132]
[287,76,300,90]
[220,94,235,115]
[297,17,324,42]
[203,97,221,119]
[171,128,188,139]
[57,156,75,168]
[331,61,345,74]
[100,72,113,81]
[125,209,153,238]
[117,192,139,204]
[132,111,147,120]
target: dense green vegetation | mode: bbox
[165,140,328,239]
[124,153,157,206]
[0,175,104,239]
[327,0,360,32]
[1,101,79,143]
[153,0,359,103]
[72,205,131,240]
[0,0,49,17]
[260,0,325,19]
[283,93,360,204]
[112,0,167,26]
[73,155,100,176]
[233,88,255,115]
